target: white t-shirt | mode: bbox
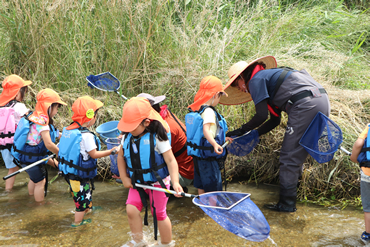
[121,133,171,154]
[80,132,97,160]
[201,106,217,138]
[12,102,29,124]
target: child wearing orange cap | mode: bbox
[116,97,183,247]
[186,76,232,195]
[12,88,66,203]
[58,96,118,227]
[0,75,32,191]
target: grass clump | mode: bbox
[0,0,370,205]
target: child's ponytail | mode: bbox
[147,120,168,141]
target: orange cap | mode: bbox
[67,96,104,130]
[118,97,169,133]
[188,76,228,111]
[0,75,32,106]
[28,88,67,126]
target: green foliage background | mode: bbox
[0,0,369,206]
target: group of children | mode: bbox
[0,74,230,246]
[2,72,370,245]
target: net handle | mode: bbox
[221,131,252,149]
[339,146,351,155]
[134,183,197,198]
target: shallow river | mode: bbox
[0,167,367,247]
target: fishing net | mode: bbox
[106,138,121,176]
[86,72,120,92]
[299,112,343,163]
[192,192,270,242]
[227,130,259,156]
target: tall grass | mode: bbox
[0,0,369,203]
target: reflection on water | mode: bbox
[0,167,366,246]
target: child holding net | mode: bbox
[116,97,183,247]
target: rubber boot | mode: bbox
[264,195,297,212]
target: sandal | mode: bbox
[71,218,92,227]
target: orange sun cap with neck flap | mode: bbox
[0,75,32,106]
[188,75,228,111]
[28,88,67,126]
[67,96,104,130]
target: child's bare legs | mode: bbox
[5,167,19,191]
[158,216,172,244]
[28,178,46,202]
[75,211,85,224]
[126,204,144,243]
[365,212,370,233]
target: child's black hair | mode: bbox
[146,119,168,141]
[48,103,61,126]
[15,86,28,102]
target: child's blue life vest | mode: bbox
[185,105,228,160]
[123,132,170,185]
[58,127,101,179]
[11,112,57,165]
[359,125,370,167]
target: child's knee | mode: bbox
[126,204,141,218]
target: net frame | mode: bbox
[86,72,127,100]
[227,130,259,156]
[134,183,270,242]
[192,191,251,210]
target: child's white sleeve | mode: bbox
[13,103,29,124]
[201,107,216,125]
[155,137,171,154]
[80,133,97,160]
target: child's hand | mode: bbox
[225,137,233,144]
[110,146,120,155]
[122,177,133,189]
[214,144,223,155]
[172,182,183,198]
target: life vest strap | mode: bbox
[58,157,96,173]
[0,143,13,150]
[360,162,370,168]
[174,144,187,157]
[0,132,15,138]
[361,147,370,153]
[187,141,214,151]
[13,146,49,158]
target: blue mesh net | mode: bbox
[106,138,121,176]
[227,130,259,156]
[193,192,270,242]
[299,112,342,163]
[86,72,120,92]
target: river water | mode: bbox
[0,167,367,247]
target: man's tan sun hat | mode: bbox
[219,56,277,105]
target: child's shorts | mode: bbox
[193,158,222,193]
[0,149,17,169]
[126,183,170,221]
[69,178,92,212]
[22,163,45,183]
[361,170,370,212]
